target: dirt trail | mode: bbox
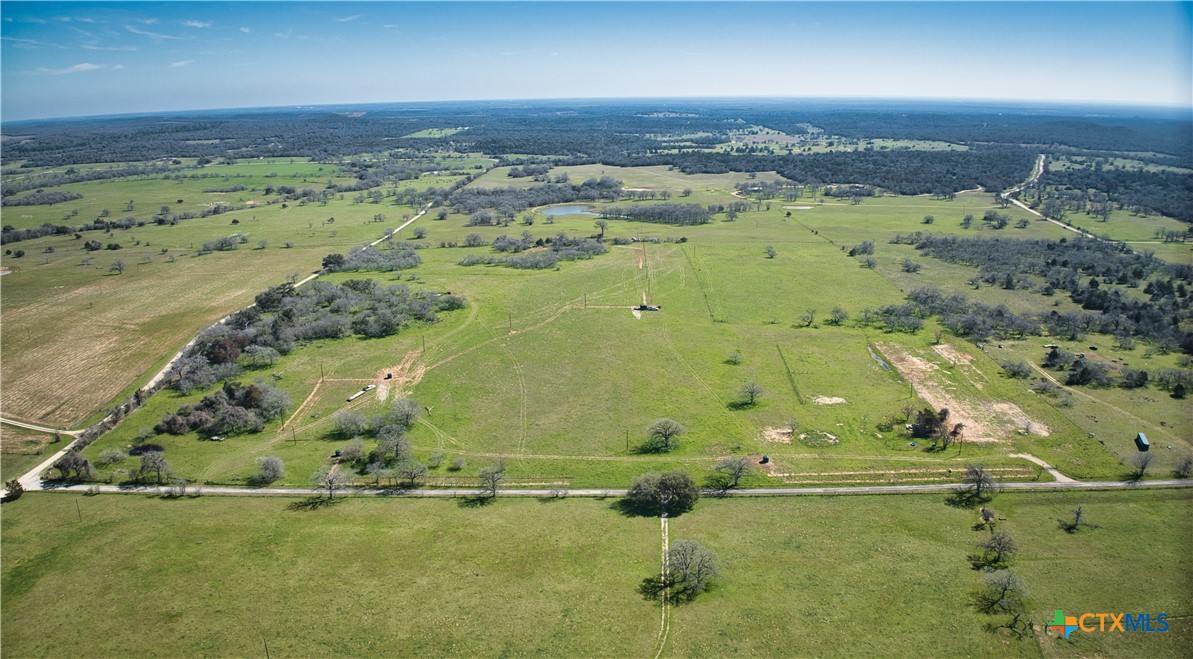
[652,515,671,659]
[1010,453,1076,483]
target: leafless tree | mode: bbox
[714,456,752,489]
[1174,455,1193,479]
[1132,452,1154,480]
[737,382,763,407]
[139,452,172,484]
[310,466,351,499]
[478,462,505,497]
[976,530,1017,567]
[958,464,997,500]
[646,418,685,452]
[974,570,1026,616]
[394,460,428,488]
[667,540,720,600]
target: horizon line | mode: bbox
[5,93,1190,125]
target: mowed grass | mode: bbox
[665,489,1192,657]
[2,489,1188,657]
[0,494,659,657]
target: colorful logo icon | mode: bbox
[1049,610,1078,639]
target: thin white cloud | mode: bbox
[240,26,251,33]
[184,20,212,29]
[82,42,137,52]
[125,24,181,41]
[142,18,158,25]
[170,60,194,68]
[335,15,362,23]
[34,62,106,75]
[2,36,63,49]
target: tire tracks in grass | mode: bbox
[498,337,529,455]
[652,514,672,659]
[679,245,718,321]
[658,322,751,437]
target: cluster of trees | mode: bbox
[904,287,1040,342]
[169,280,465,393]
[325,398,434,489]
[459,233,606,270]
[1038,165,1193,222]
[1,190,83,207]
[599,203,711,226]
[909,407,965,450]
[451,177,622,217]
[1039,346,1192,394]
[506,164,552,178]
[155,379,291,436]
[322,243,422,272]
[904,235,1192,351]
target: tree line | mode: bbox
[168,279,465,394]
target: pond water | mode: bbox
[541,205,599,217]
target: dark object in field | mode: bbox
[1135,432,1150,452]
[759,455,770,464]
[385,373,393,379]
[635,304,661,311]
[1088,346,1098,351]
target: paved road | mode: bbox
[22,479,1193,499]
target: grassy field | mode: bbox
[666,489,1192,658]
[4,161,1181,490]
[2,489,1189,657]
[75,200,1132,488]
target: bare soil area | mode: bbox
[877,342,1049,442]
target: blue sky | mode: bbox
[2,1,1190,121]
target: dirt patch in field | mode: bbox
[812,396,846,405]
[876,342,1049,442]
[932,343,973,365]
[798,431,840,448]
[760,427,793,443]
[376,349,427,401]
[782,206,814,210]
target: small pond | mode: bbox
[541,205,600,217]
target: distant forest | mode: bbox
[4,99,1189,207]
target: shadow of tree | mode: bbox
[287,496,342,511]
[638,577,666,601]
[945,489,988,509]
[457,494,494,508]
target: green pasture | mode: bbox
[3,162,1179,487]
[76,203,1123,487]
[667,489,1192,658]
[2,490,1188,657]
[401,127,466,138]
[0,494,659,658]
